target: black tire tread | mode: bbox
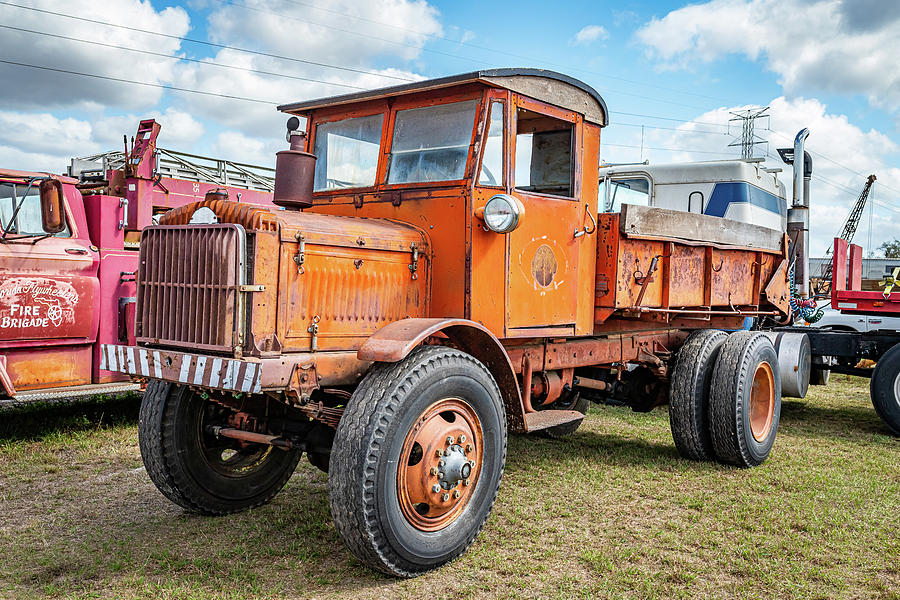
[708,331,779,467]
[138,381,301,515]
[870,345,900,435]
[328,345,506,577]
[669,329,728,461]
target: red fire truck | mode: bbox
[0,120,274,405]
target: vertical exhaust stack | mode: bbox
[273,116,317,210]
[785,128,812,298]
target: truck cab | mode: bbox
[599,159,788,232]
[102,70,795,578]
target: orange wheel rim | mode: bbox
[749,362,775,442]
[397,398,484,532]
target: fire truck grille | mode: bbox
[136,224,246,353]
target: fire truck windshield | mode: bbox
[0,181,70,238]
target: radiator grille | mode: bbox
[136,224,246,353]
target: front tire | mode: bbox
[328,346,507,577]
[870,344,900,435]
[708,332,782,467]
[138,381,301,515]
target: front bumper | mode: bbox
[101,344,262,393]
[100,344,370,394]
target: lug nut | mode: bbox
[430,467,438,475]
[438,472,444,480]
[435,449,443,457]
[459,434,466,443]
[441,493,450,502]
[464,478,471,486]
[432,484,441,493]
[446,436,455,445]
[454,490,461,499]
[466,444,474,453]
[469,460,476,467]
[439,460,445,467]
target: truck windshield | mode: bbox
[0,181,70,237]
[313,114,384,191]
[388,100,478,185]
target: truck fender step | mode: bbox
[524,409,585,433]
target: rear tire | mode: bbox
[870,344,900,435]
[810,368,830,386]
[138,381,301,515]
[328,346,506,577]
[669,329,728,461]
[708,332,782,467]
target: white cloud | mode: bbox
[606,96,900,256]
[571,25,609,46]
[170,0,439,139]
[635,0,900,111]
[0,0,189,111]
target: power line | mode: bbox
[601,142,733,157]
[0,23,365,90]
[0,0,414,83]
[0,59,277,104]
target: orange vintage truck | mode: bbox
[102,69,795,576]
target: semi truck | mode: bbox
[0,120,275,405]
[102,69,801,576]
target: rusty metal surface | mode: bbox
[159,198,279,232]
[273,149,316,209]
[396,397,483,531]
[523,409,585,432]
[136,224,244,354]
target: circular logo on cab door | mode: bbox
[531,244,558,287]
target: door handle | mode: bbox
[65,247,89,255]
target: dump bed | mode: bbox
[595,205,790,327]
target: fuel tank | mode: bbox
[140,199,430,357]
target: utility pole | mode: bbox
[728,107,770,159]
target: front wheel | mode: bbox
[138,381,301,515]
[328,346,507,577]
[870,344,900,435]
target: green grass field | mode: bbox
[1,376,898,599]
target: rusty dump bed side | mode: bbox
[144,200,430,356]
[594,205,790,330]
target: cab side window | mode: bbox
[602,177,651,212]
[0,182,70,237]
[514,108,574,197]
[478,100,505,187]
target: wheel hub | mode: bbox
[397,398,484,531]
[749,362,775,442]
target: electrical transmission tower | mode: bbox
[816,174,877,295]
[728,107,770,159]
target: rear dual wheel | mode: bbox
[328,346,506,577]
[669,331,782,467]
[708,331,782,467]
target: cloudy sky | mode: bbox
[1,0,898,256]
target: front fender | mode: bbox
[358,318,526,433]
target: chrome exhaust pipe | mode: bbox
[787,128,811,298]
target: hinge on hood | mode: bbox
[409,243,419,280]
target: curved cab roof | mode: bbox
[278,68,609,126]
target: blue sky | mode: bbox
[1,0,899,255]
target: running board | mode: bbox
[0,382,141,408]
[524,410,585,432]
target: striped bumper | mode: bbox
[100,344,262,394]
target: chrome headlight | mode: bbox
[483,194,523,233]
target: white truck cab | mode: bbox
[600,158,787,232]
